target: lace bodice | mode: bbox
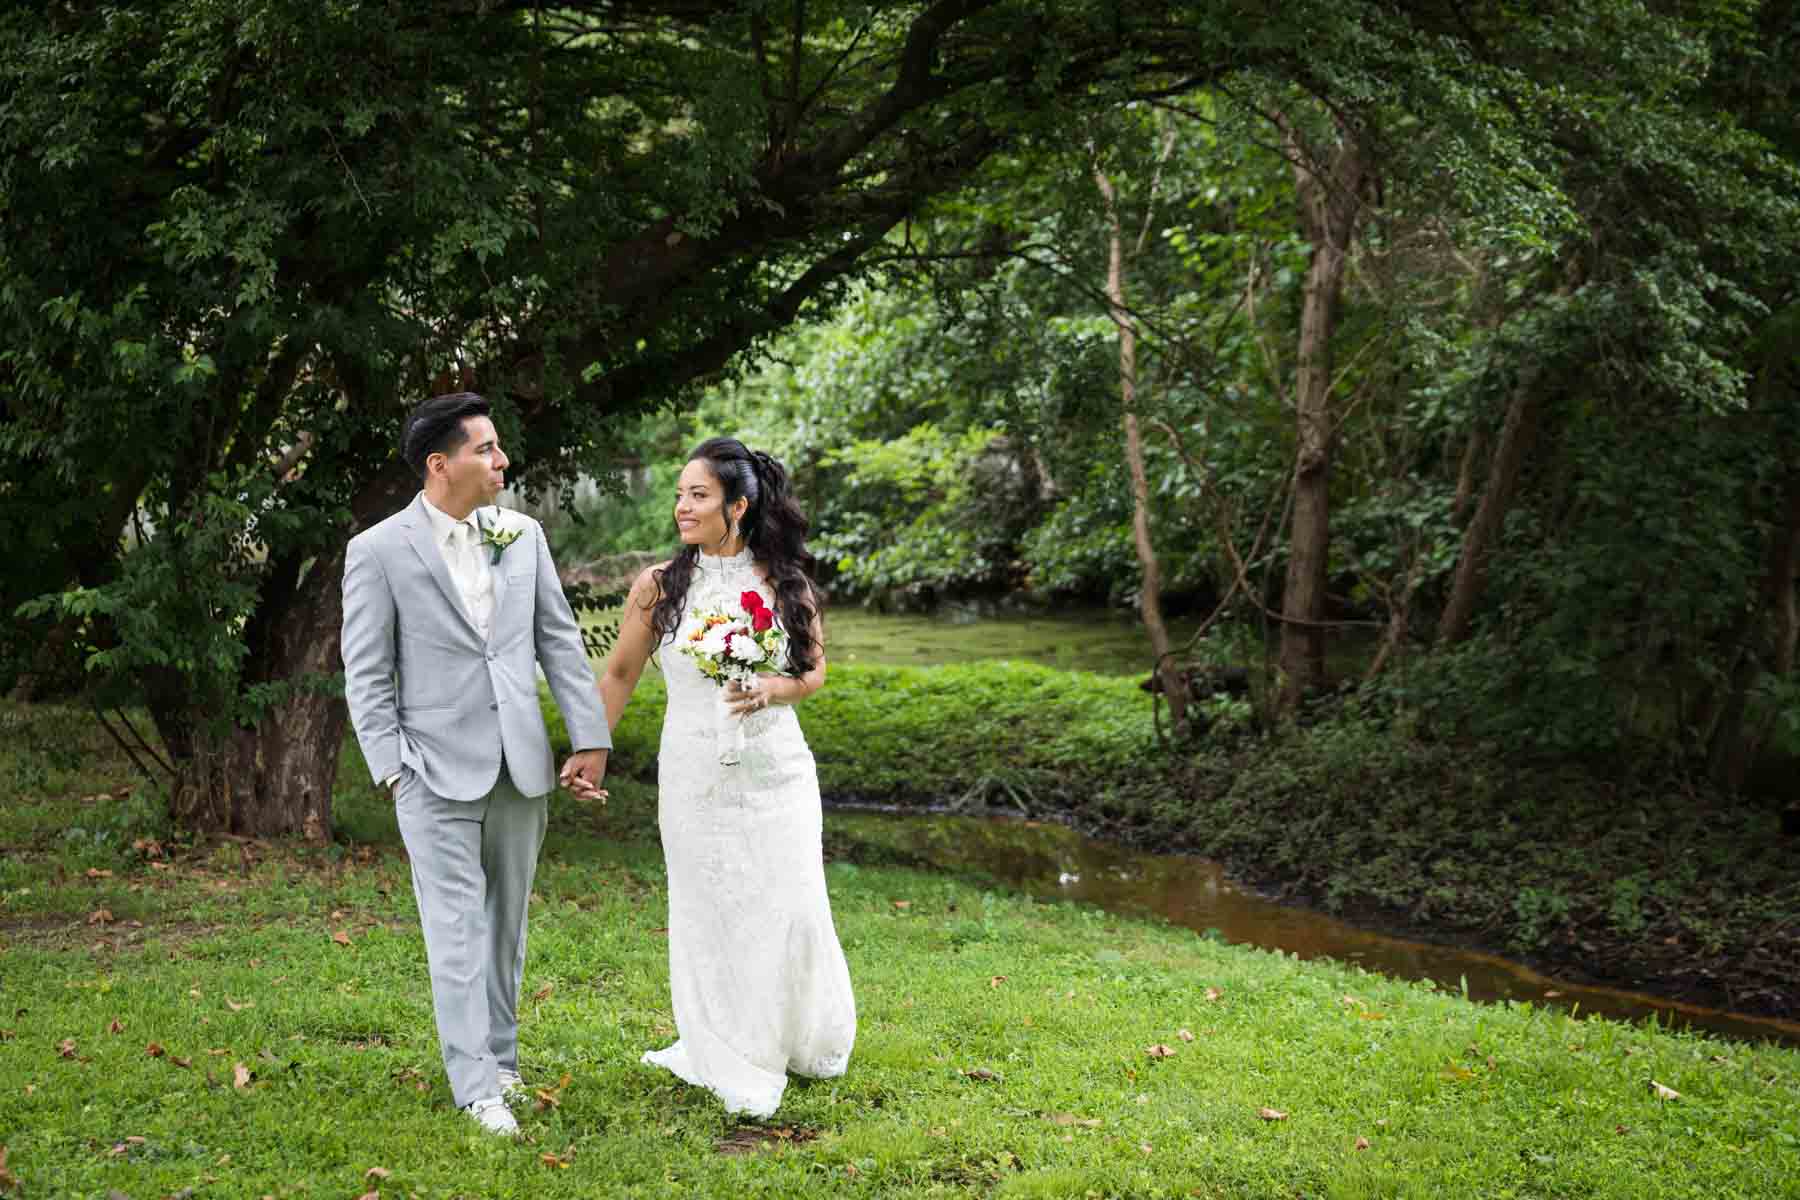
[659,547,797,766]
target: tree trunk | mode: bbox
[1278,117,1369,708]
[1365,548,1425,683]
[1096,162,1186,733]
[1451,427,1486,524]
[1436,373,1543,645]
[161,545,348,841]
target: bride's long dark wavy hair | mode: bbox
[650,438,823,675]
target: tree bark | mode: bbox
[1277,116,1369,708]
[1436,372,1543,645]
[1096,162,1186,734]
[161,544,348,841]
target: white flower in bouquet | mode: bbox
[698,623,738,658]
[729,635,766,665]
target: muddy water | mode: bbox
[830,808,1800,1048]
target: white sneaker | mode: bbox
[497,1068,527,1103]
[463,1095,519,1136]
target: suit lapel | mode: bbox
[401,496,483,641]
[483,509,511,648]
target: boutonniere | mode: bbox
[476,512,525,564]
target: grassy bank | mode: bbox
[3,701,1799,1198]
[589,660,1800,1021]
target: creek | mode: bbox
[826,807,1800,1048]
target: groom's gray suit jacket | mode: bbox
[341,494,610,801]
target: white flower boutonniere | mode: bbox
[477,512,525,565]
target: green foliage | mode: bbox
[813,423,1029,603]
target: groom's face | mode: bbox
[434,415,508,508]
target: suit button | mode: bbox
[489,702,498,710]
[486,651,497,661]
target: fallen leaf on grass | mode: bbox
[1145,1044,1177,1059]
[962,1067,1002,1083]
[331,930,352,947]
[1176,1029,1195,1042]
[1139,1142,1154,1155]
[57,1038,77,1059]
[1205,986,1223,1002]
[232,1063,251,1090]
[355,1192,379,1200]
[890,900,911,910]
[171,1056,191,1069]
[225,998,253,1012]
[1049,1113,1102,1128]
[1650,1080,1681,1101]
[989,976,1007,988]
[108,1019,124,1035]
[87,910,113,925]
[541,1151,573,1168]
[1257,1107,1288,1121]
[1354,1136,1371,1150]
[146,1042,165,1058]
[85,869,113,880]
[533,1073,574,1112]
[529,983,554,1004]
[0,1144,17,1193]
[1543,990,1563,999]
[364,1167,391,1180]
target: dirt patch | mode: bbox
[713,1125,821,1156]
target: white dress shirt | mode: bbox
[421,494,496,641]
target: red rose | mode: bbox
[740,589,766,613]
[751,608,774,632]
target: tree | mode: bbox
[1,0,1271,837]
[1272,107,1372,707]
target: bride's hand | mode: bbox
[724,678,770,717]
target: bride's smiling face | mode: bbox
[674,458,747,549]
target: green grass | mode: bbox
[585,601,1276,679]
[4,700,1800,1198]
[586,661,1800,1020]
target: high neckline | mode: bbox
[696,546,755,569]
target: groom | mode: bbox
[341,392,610,1136]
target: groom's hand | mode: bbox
[559,748,609,803]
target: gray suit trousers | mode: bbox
[394,764,546,1109]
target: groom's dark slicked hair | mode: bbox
[401,392,491,481]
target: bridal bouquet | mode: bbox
[680,589,787,765]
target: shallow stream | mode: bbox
[828,808,1800,1048]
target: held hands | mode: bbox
[725,677,772,718]
[559,748,609,803]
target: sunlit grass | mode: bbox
[3,700,1798,1198]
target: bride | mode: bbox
[582,436,856,1117]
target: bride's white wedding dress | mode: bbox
[640,547,856,1116]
